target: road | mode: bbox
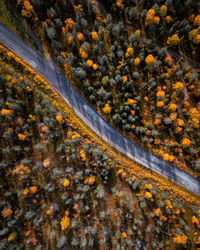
[0,22,199,196]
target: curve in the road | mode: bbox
[0,22,199,196]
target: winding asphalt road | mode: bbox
[0,22,199,196]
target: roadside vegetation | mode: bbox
[13,0,200,177]
[0,43,200,250]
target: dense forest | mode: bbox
[7,0,200,177]
[0,0,200,249]
[0,41,200,250]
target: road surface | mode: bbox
[0,22,199,196]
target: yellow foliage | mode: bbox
[8,232,17,242]
[164,199,172,209]
[145,183,153,190]
[126,47,134,57]
[168,103,177,112]
[145,192,152,199]
[181,138,191,147]
[167,34,180,47]
[117,169,123,175]
[177,119,185,126]
[18,133,26,141]
[189,28,200,42]
[60,215,70,231]
[63,179,70,187]
[87,60,93,67]
[169,155,175,162]
[135,29,141,39]
[163,153,170,161]
[121,232,127,238]
[103,103,111,114]
[80,149,86,161]
[134,57,140,66]
[92,64,97,70]
[157,101,164,107]
[165,15,172,23]
[173,81,184,91]
[192,216,199,224]
[159,5,167,17]
[156,90,165,98]
[189,117,199,128]
[23,188,29,195]
[173,234,188,244]
[71,133,80,139]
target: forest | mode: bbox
[8,0,199,177]
[0,0,200,249]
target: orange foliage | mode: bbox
[23,188,29,195]
[145,9,155,25]
[181,138,191,147]
[80,149,86,161]
[156,90,165,98]
[157,101,164,107]
[145,54,156,65]
[79,48,88,59]
[30,186,37,194]
[43,158,51,168]
[18,133,26,141]
[1,208,12,218]
[56,115,64,123]
[134,57,140,66]
[154,16,160,24]
[1,109,13,116]
[173,234,188,244]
